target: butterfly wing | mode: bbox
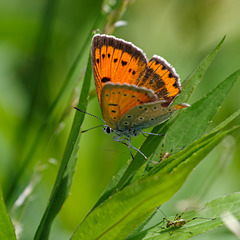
[100,83,157,129]
[137,55,181,106]
[117,101,189,132]
[91,34,188,133]
[91,34,148,105]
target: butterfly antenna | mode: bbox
[80,125,105,133]
[74,107,106,123]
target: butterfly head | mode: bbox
[103,125,112,135]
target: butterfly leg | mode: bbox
[113,136,135,159]
[113,136,147,160]
[128,136,148,160]
[122,139,135,160]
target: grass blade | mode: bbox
[34,53,92,240]
[176,36,226,104]
[5,5,106,207]
[211,108,240,133]
[0,187,16,240]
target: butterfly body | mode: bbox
[90,34,189,158]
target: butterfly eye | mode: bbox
[103,125,112,135]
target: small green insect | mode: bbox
[161,209,216,235]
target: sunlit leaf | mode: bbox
[0,187,16,240]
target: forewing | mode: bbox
[91,34,148,104]
[100,83,157,129]
[137,55,181,106]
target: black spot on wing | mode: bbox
[121,60,127,66]
[101,77,111,83]
[108,103,118,106]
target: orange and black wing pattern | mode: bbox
[100,83,157,129]
[136,55,181,106]
[91,34,182,107]
[91,34,148,105]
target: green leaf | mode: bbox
[158,69,240,156]
[0,187,16,240]
[70,125,239,240]
[34,53,92,240]
[176,36,226,104]
[211,108,240,133]
[127,192,240,240]
[71,167,186,240]
[147,125,239,178]
[91,161,130,212]
[128,207,160,239]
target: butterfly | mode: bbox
[77,34,189,159]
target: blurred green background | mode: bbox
[0,0,239,239]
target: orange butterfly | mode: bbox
[77,34,189,159]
